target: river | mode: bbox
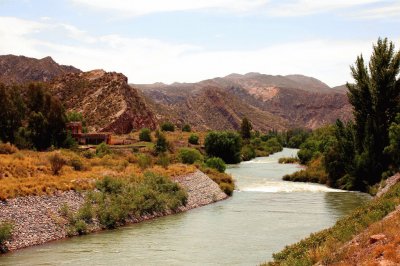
[0,148,370,265]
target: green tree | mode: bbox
[384,113,400,171]
[160,121,175,132]
[182,124,191,132]
[0,84,25,143]
[347,38,400,185]
[240,117,252,139]
[139,128,152,142]
[154,130,168,154]
[205,131,242,163]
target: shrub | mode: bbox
[137,153,153,170]
[160,121,175,132]
[0,142,18,154]
[96,142,111,157]
[139,128,152,142]
[205,157,226,173]
[156,154,170,168]
[0,222,13,253]
[69,157,85,171]
[178,148,203,164]
[241,145,256,161]
[188,134,199,145]
[76,202,93,223]
[154,131,168,154]
[49,153,67,175]
[82,150,95,159]
[278,157,299,164]
[73,220,88,235]
[205,131,242,164]
[182,124,191,132]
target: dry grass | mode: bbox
[0,148,196,200]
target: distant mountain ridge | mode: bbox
[0,54,351,132]
[135,73,351,130]
[0,55,81,84]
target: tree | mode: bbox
[347,38,400,185]
[160,121,175,132]
[139,128,152,142]
[240,117,252,139]
[384,114,400,172]
[0,84,25,143]
[154,130,168,154]
[182,124,191,132]
[205,131,242,163]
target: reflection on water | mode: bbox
[0,148,370,266]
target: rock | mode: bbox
[369,234,387,244]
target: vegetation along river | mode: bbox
[0,148,370,265]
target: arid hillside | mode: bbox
[0,55,80,84]
[50,70,157,134]
[136,73,352,130]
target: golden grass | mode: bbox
[0,148,196,200]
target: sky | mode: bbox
[0,0,399,87]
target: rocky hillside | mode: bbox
[136,73,352,130]
[0,55,80,84]
[50,70,156,134]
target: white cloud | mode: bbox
[267,0,380,17]
[70,0,269,16]
[0,16,376,87]
[350,2,400,19]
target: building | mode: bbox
[66,122,112,145]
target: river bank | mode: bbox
[0,170,227,252]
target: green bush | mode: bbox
[139,128,152,142]
[96,142,111,157]
[205,157,226,173]
[205,131,242,164]
[178,148,203,164]
[182,124,191,132]
[0,222,13,253]
[278,157,299,164]
[160,122,175,132]
[241,145,256,161]
[73,220,88,235]
[137,153,153,170]
[82,150,95,159]
[154,131,168,154]
[69,157,85,171]
[188,134,199,145]
[156,154,170,168]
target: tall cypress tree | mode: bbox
[347,38,400,185]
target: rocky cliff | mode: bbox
[136,73,352,130]
[0,55,80,85]
[50,70,157,134]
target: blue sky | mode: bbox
[0,0,399,86]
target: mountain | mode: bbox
[0,55,81,85]
[136,73,352,130]
[50,70,157,134]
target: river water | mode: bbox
[0,148,370,265]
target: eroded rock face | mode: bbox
[50,70,156,134]
[0,55,81,85]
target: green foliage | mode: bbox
[182,124,191,132]
[240,117,253,139]
[49,153,67,175]
[96,142,111,157]
[137,153,153,170]
[86,174,187,229]
[286,128,311,148]
[69,157,85,171]
[347,38,400,186]
[156,153,170,168]
[139,128,152,142]
[178,148,203,164]
[0,222,13,253]
[160,121,175,132]
[188,134,199,145]
[154,131,169,154]
[283,156,327,184]
[278,157,299,164]
[14,127,32,149]
[200,167,235,196]
[0,84,25,143]
[205,131,242,164]
[205,157,226,173]
[384,113,400,171]
[241,145,256,161]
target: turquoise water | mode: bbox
[0,148,370,265]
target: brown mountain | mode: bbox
[0,55,81,85]
[136,73,352,130]
[50,70,156,134]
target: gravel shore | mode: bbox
[0,170,227,251]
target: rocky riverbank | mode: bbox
[0,170,227,252]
